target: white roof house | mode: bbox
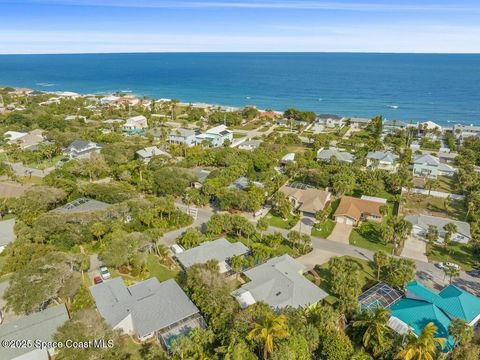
[123,115,148,132]
[195,125,233,147]
[413,154,455,178]
[317,148,355,164]
[136,146,171,162]
[421,121,443,132]
[405,214,471,244]
[232,255,328,310]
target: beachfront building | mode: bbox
[383,120,408,134]
[136,146,171,163]
[174,238,249,273]
[0,218,15,253]
[349,117,371,128]
[65,139,102,159]
[195,125,233,147]
[453,124,480,144]
[232,255,328,310]
[389,281,480,351]
[90,277,206,348]
[333,196,385,225]
[405,214,471,244]
[279,183,331,217]
[315,114,346,128]
[169,128,198,146]
[316,147,355,164]
[0,304,69,360]
[366,150,400,172]
[412,154,456,178]
[123,115,148,134]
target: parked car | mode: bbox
[436,262,460,270]
[467,269,480,277]
[93,275,103,284]
[99,266,111,280]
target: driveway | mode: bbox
[292,216,315,235]
[297,249,339,270]
[327,223,352,244]
[401,235,428,262]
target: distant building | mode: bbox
[279,184,331,217]
[232,255,328,310]
[136,146,171,163]
[317,147,355,164]
[195,125,233,147]
[123,115,148,133]
[453,124,480,143]
[383,120,408,134]
[0,218,15,253]
[420,121,443,132]
[366,150,400,172]
[349,117,370,128]
[90,277,206,347]
[175,238,249,273]
[168,128,198,146]
[238,139,262,151]
[315,114,346,128]
[65,139,102,159]
[0,304,69,360]
[413,154,455,178]
[405,214,471,244]
[333,196,385,225]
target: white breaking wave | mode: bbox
[36,82,55,87]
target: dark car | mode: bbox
[467,269,480,278]
[93,276,103,284]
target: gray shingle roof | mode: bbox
[317,148,355,163]
[0,304,69,360]
[233,255,328,310]
[366,151,399,164]
[413,154,440,166]
[228,177,264,191]
[52,198,111,213]
[176,238,249,269]
[169,128,196,137]
[90,277,200,338]
[136,146,171,159]
[0,218,15,247]
[405,214,471,239]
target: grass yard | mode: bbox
[26,155,64,170]
[266,212,298,230]
[427,242,478,271]
[401,193,467,221]
[145,254,180,282]
[232,132,246,139]
[349,221,394,253]
[312,219,336,238]
[434,176,459,194]
[315,256,376,294]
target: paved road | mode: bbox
[7,162,55,178]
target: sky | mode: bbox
[1,0,480,54]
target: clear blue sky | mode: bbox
[1,0,480,54]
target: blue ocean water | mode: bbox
[0,53,479,125]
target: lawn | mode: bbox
[434,176,458,194]
[26,155,64,170]
[427,242,479,271]
[315,256,376,294]
[266,212,298,230]
[312,219,336,238]
[232,132,246,139]
[401,193,467,221]
[349,221,394,253]
[145,254,179,282]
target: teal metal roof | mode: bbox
[390,298,454,350]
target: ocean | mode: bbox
[0,52,479,125]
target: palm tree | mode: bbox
[396,322,445,360]
[353,308,390,350]
[443,266,460,284]
[247,314,289,359]
[448,319,473,347]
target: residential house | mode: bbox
[420,121,443,132]
[238,139,262,151]
[413,154,456,178]
[123,115,148,133]
[383,120,408,134]
[0,218,15,253]
[51,198,111,214]
[195,125,233,147]
[279,184,331,217]
[65,139,102,159]
[280,153,296,165]
[366,150,400,172]
[315,114,345,128]
[316,147,355,164]
[136,146,171,163]
[5,129,45,150]
[333,196,385,225]
[90,277,206,348]
[0,304,69,360]
[232,254,328,310]
[175,238,249,273]
[405,214,471,244]
[453,124,480,143]
[389,281,480,351]
[228,177,264,191]
[187,168,211,189]
[168,128,198,146]
[349,117,370,128]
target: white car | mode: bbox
[99,266,111,280]
[436,262,460,271]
